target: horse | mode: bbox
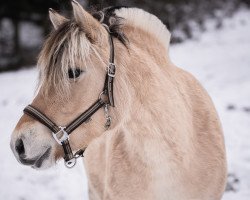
[10,1,227,199]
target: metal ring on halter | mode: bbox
[64,148,86,168]
[99,91,109,104]
[64,157,76,168]
[52,126,69,145]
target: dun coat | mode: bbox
[10,1,227,199]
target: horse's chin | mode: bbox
[30,148,57,170]
[13,147,56,170]
[31,155,55,170]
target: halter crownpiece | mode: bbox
[23,26,116,168]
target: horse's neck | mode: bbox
[83,27,180,198]
[126,25,169,65]
[112,25,171,121]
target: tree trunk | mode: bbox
[13,19,20,55]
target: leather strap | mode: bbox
[103,24,116,107]
[24,105,60,133]
[24,98,105,136]
[64,98,105,134]
[104,63,115,107]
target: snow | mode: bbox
[0,8,250,200]
[0,70,88,199]
[170,8,250,199]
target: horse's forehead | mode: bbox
[42,24,88,62]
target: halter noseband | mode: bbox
[23,26,116,168]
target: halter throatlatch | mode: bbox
[23,27,116,168]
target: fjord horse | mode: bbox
[11,1,227,199]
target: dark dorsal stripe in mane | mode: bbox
[91,6,128,45]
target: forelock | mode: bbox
[37,21,92,100]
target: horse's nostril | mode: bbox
[15,139,25,156]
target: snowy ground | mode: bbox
[0,8,250,200]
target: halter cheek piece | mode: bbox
[23,26,116,168]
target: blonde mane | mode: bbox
[115,8,171,50]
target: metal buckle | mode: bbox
[52,126,69,145]
[107,63,116,78]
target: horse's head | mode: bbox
[10,1,123,169]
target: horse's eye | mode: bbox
[68,68,83,79]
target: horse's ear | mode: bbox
[49,8,68,30]
[71,0,101,40]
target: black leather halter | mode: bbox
[23,27,116,168]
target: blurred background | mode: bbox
[0,0,250,200]
[0,0,249,72]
